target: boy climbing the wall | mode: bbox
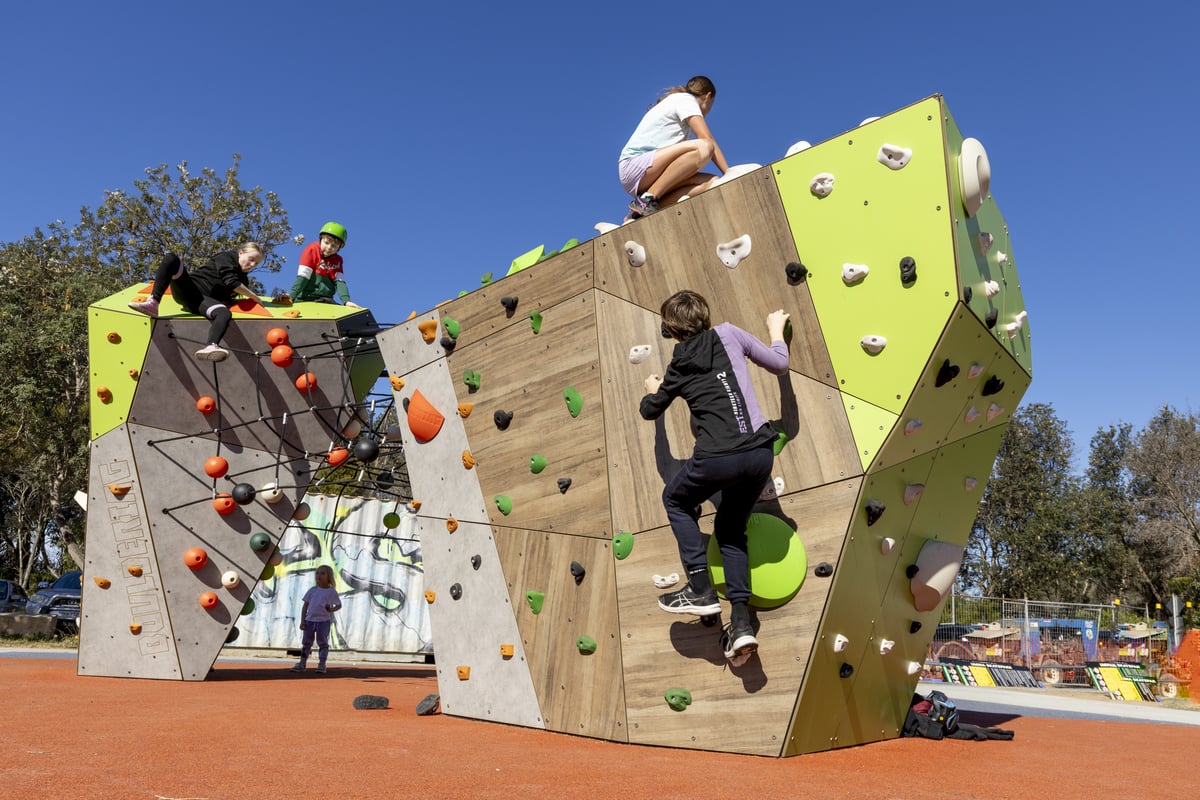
[639,290,789,663]
[288,221,361,307]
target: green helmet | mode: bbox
[319,221,347,245]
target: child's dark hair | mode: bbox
[661,290,711,340]
[654,76,717,106]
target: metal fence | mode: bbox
[931,589,1165,687]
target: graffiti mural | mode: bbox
[233,494,431,656]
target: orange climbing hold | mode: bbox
[96,386,113,403]
[461,450,476,470]
[389,375,405,391]
[199,592,219,610]
[282,309,301,319]
[128,369,139,379]
[500,644,515,658]
[446,517,458,533]
[270,345,294,367]
[204,456,229,479]
[407,389,445,443]
[266,327,289,347]
[196,396,216,414]
[184,547,208,569]
[326,446,350,467]
[129,623,142,635]
[457,402,474,418]
[295,372,318,392]
[127,565,143,577]
[417,319,438,343]
[213,494,237,515]
[107,483,132,497]
[456,666,471,681]
[424,590,436,604]
[107,331,121,343]
[93,576,111,589]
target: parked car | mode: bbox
[0,579,29,613]
[25,571,82,631]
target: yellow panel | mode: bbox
[775,96,957,413]
[89,306,154,440]
[842,393,898,472]
[969,665,997,687]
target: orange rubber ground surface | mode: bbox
[3,657,1197,799]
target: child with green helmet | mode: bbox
[287,222,361,307]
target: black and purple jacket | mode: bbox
[639,322,789,458]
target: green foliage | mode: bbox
[0,156,291,587]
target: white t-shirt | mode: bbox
[302,585,341,622]
[619,92,704,161]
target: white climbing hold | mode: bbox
[987,403,1005,421]
[881,537,896,555]
[653,573,680,589]
[712,164,762,186]
[984,280,1000,299]
[907,661,923,676]
[261,482,284,505]
[860,335,887,354]
[786,140,812,156]
[967,363,985,380]
[903,484,925,505]
[628,344,651,364]
[996,251,1008,266]
[978,232,994,255]
[716,234,752,268]
[594,221,619,234]
[878,143,912,170]
[810,172,835,197]
[624,241,646,267]
[833,634,850,653]
[964,477,978,492]
[221,570,241,589]
[964,406,981,424]
[904,419,923,436]
[879,639,895,655]
[859,116,881,126]
[774,476,785,496]
[843,263,870,284]
[1005,310,1029,338]
[959,137,991,218]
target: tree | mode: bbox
[962,403,1084,600]
[1076,423,1140,603]
[1124,406,1200,606]
[0,156,291,587]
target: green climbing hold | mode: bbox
[560,237,579,252]
[563,387,583,418]
[664,688,692,711]
[529,454,548,474]
[242,598,255,616]
[530,310,543,334]
[576,635,597,654]
[463,370,481,390]
[383,512,401,529]
[481,272,493,286]
[525,590,545,614]
[260,564,275,580]
[536,249,559,263]
[249,532,272,552]
[772,429,789,456]
[612,531,633,560]
[494,495,513,515]
[443,316,460,339]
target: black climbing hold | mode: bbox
[899,256,917,284]
[402,396,410,412]
[494,409,513,430]
[557,477,571,494]
[981,375,1005,396]
[910,620,923,634]
[470,554,481,570]
[353,694,390,710]
[449,583,462,600]
[500,296,519,314]
[839,663,854,679]
[415,693,440,715]
[700,613,720,627]
[570,561,585,585]
[935,359,960,387]
[905,564,920,579]
[353,435,380,463]
[785,261,808,285]
[963,286,973,304]
[865,499,885,526]
[376,470,394,488]
[814,562,833,578]
[225,625,239,644]
[985,308,998,328]
[231,483,257,505]
[440,335,457,351]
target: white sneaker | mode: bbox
[128,297,159,317]
[195,343,230,362]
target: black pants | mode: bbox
[150,253,232,345]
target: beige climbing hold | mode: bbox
[716,234,752,269]
[904,419,922,436]
[987,403,1005,421]
[964,406,981,424]
[959,137,991,217]
[810,172,834,197]
[628,344,651,365]
[594,221,619,234]
[624,241,646,268]
[903,484,925,505]
[881,537,895,555]
[964,477,978,492]
[977,232,994,256]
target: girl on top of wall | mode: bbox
[617,75,731,220]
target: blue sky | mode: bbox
[5,1,1196,473]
